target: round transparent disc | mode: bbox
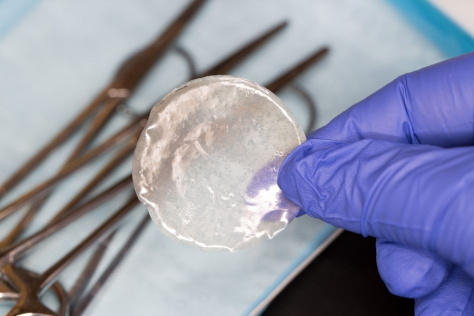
[132,75,306,252]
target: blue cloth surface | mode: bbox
[0,0,455,315]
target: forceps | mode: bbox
[0,44,329,316]
[0,17,292,315]
[0,3,330,314]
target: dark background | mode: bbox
[263,231,414,316]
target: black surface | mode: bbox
[263,231,414,316]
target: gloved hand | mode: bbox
[278,52,474,315]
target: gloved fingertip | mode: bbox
[415,267,474,316]
[277,140,316,210]
[376,240,449,298]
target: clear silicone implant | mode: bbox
[132,75,306,252]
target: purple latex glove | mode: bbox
[278,52,474,315]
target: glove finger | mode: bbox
[415,266,474,315]
[375,239,448,298]
[278,137,474,276]
[310,52,474,147]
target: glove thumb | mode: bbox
[278,138,474,276]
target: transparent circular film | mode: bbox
[132,75,306,252]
